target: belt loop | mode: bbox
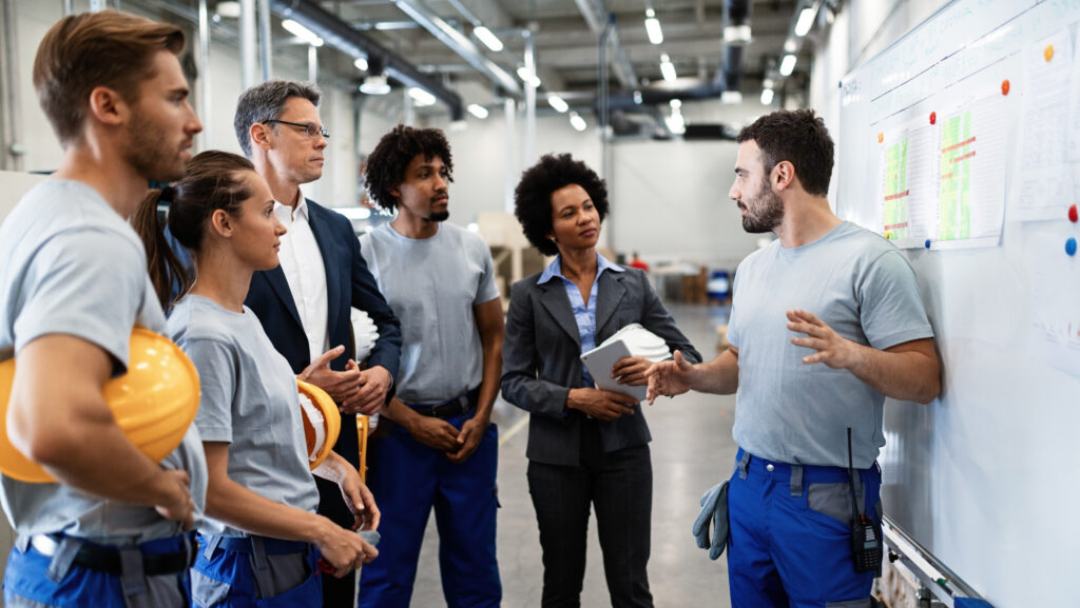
[789,465,803,496]
[248,537,277,598]
[14,533,30,553]
[737,450,751,480]
[45,537,81,583]
[203,534,222,560]
[119,546,148,598]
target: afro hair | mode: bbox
[513,153,609,256]
[364,124,454,211]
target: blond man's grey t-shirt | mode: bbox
[0,180,206,542]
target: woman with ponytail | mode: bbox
[134,151,379,607]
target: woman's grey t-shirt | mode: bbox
[168,295,318,537]
[0,179,207,543]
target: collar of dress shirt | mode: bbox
[537,252,624,285]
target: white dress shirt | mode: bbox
[274,192,329,364]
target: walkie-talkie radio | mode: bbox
[847,428,883,573]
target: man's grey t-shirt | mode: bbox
[0,180,207,542]
[360,223,499,405]
[168,295,318,537]
[728,221,934,469]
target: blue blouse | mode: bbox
[537,254,625,386]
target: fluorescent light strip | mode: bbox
[547,94,569,113]
[660,54,677,82]
[760,88,775,105]
[644,11,663,45]
[569,113,587,132]
[354,57,368,71]
[282,19,324,47]
[468,104,489,119]
[517,66,541,88]
[473,25,504,52]
[779,54,797,76]
[794,7,816,37]
[408,87,437,107]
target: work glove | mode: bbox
[692,480,729,560]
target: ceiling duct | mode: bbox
[389,0,521,97]
[270,0,464,120]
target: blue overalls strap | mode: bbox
[119,546,148,598]
[45,536,81,583]
[789,464,803,496]
[737,450,751,479]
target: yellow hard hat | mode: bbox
[297,380,340,470]
[0,328,200,484]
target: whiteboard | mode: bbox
[836,1,1080,606]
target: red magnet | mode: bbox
[929,111,937,125]
[1001,79,1010,96]
[1069,204,1078,223]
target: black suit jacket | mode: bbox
[501,266,701,466]
[245,199,402,470]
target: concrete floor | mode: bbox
[407,303,739,608]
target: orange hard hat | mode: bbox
[0,328,200,484]
[297,380,341,470]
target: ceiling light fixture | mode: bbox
[354,57,368,71]
[473,25,504,52]
[760,88,775,105]
[408,87,437,107]
[660,54,677,82]
[779,54,797,76]
[569,112,587,132]
[468,104,490,119]
[359,74,390,95]
[517,66,541,88]
[723,24,752,43]
[794,6,816,37]
[644,9,664,45]
[547,94,569,113]
[282,19,324,47]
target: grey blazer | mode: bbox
[501,266,702,466]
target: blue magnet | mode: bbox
[1067,237,1078,257]
[924,239,932,250]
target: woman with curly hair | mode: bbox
[501,153,701,607]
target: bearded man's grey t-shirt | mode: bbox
[728,221,934,469]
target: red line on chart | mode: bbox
[950,150,977,163]
[884,190,910,202]
[941,136,977,153]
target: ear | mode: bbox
[86,85,127,128]
[250,122,273,152]
[389,185,401,201]
[772,160,796,192]
[208,208,234,238]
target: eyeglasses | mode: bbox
[263,119,330,140]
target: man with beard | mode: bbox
[357,125,504,608]
[0,11,205,607]
[234,80,402,606]
[646,109,942,608]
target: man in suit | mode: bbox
[234,80,402,607]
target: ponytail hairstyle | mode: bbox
[133,150,256,310]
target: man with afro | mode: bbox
[357,125,504,608]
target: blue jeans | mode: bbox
[359,414,501,608]
[726,448,881,608]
